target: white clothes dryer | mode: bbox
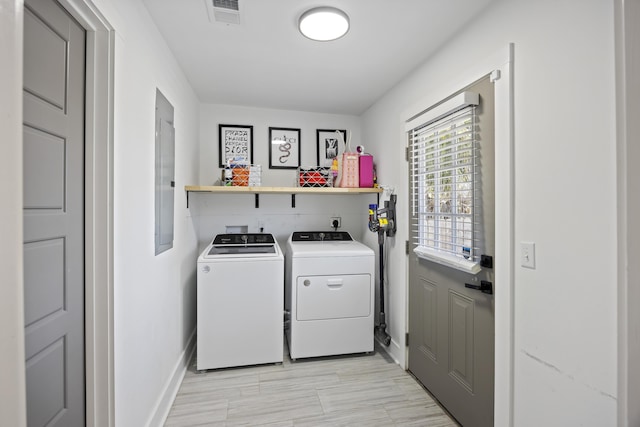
[197,233,284,370]
[285,231,374,360]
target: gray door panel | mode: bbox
[23,239,65,327]
[23,127,65,209]
[408,76,495,427]
[409,260,495,425]
[25,338,66,427]
[23,1,68,110]
[23,0,86,425]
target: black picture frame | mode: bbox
[219,124,253,167]
[269,127,301,169]
[317,129,347,167]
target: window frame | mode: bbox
[407,92,481,274]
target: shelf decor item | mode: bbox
[317,129,347,167]
[269,127,301,169]
[222,164,262,187]
[219,124,253,167]
[297,166,332,188]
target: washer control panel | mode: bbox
[212,233,275,245]
[291,231,353,242]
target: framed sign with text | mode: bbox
[219,124,253,167]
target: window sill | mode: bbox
[413,246,481,275]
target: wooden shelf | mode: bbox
[184,185,382,194]
[184,185,382,208]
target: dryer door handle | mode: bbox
[326,278,343,288]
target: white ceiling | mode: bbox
[142,0,496,115]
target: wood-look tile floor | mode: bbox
[164,341,459,427]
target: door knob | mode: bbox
[465,280,493,295]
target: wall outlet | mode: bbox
[330,217,341,229]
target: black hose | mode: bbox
[379,239,385,314]
[376,234,391,346]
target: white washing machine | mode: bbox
[197,233,284,370]
[285,231,375,360]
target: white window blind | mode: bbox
[409,95,481,273]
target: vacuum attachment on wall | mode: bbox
[368,194,397,239]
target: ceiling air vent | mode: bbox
[206,0,240,25]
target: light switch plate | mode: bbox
[521,241,536,269]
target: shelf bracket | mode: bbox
[186,190,190,208]
[291,194,296,208]
[255,194,259,209]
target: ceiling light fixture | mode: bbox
[298,7,350,41]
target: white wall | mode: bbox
[199,104,363,187]
[195,104,374,248]
[189,192,373,252]
[362,0,617,425]
[0,1,27,426]
[89,1,200,425]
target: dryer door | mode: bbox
[296,274,371,321]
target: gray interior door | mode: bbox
[23,0,86,425]
[408,76,495,427]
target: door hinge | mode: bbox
[405,332,409,346]
[406,240,410,255]
[405,146,410,162]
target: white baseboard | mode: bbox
[146,328,197,427]
[376,335,405,369]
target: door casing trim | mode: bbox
[615,0,639,425]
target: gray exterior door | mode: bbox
[408,76,495,427]
[23,0,86,425]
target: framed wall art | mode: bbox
[269,127,301,169]
[219,124,253,167]
[317,129,346,167]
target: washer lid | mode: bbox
[202,233,280,258]
[207,244,276,256]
